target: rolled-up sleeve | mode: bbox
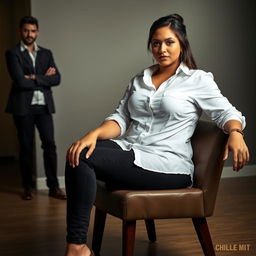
[105,82,132,136]
[193,72,246,130]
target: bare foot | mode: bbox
[65,243,92,256]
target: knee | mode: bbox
[78,148,89,161]
[41,140,56,152]
[18,136,33,149]
[65,154,91,177]
[65,159,96,188]
[65,148,91,178]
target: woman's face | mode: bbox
[151,26,182,69]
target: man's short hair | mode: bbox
[19,16,39,29]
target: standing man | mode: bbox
[5,16,66,200]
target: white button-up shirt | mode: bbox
[20,41,46,105]
[105,63,245,180]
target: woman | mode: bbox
[64,14,249,256]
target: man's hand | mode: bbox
[24,74,36,79]
[45,67,56,76]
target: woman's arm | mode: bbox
[223,120,249,171]
[193,72,249,171]
[67,120,121,167]
[67,80,134,167]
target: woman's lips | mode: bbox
[159,56,169,60]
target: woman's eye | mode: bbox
[166,40,174,46]
[152,41,161,47]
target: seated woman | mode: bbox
[64,14,249,256]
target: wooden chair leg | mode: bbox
[122,220,136,256]
[144,219,157,242]
[192,217,216,256]
[92,208,107,256]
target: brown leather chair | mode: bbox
[92,120,228,256]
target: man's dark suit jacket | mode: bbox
[5,44,61,115]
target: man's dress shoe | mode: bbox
[49,187,67,200]
[22,189,33,200]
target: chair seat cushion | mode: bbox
[95,181,205,221]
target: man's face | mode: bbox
[20,23,39,46]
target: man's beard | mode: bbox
[23,36,36,46]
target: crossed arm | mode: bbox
[6,49,60,90]
[24,67,56,80]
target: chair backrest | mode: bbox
[191,120,228,216]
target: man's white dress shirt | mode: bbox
[20,41,45,105]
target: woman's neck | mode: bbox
[151,62,181,89]
[156,61,181,77]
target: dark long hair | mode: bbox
[147,14,197,69]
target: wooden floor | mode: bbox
[0,161,255,256]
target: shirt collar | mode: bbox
[146,62,191,76]
[20,41,39,52]
[175,62,191,76]
[143,62,192,88]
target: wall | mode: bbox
[31,0,256,186]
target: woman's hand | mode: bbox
[66,131,98,168]
[66,120,121,168]
[223,132,250,171]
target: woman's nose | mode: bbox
[159,43,167,53]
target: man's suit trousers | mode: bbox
[13,105,59,189]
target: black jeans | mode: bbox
[13,105,59,189]
[65,140,191,244]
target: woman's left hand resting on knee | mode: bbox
[223,120,249,171]
[66,120,121,167]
